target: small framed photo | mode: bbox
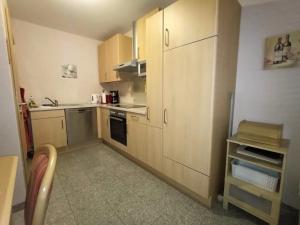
[62,64,77,78]
[264,30,300,70]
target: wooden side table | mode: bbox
[223,135,289,225]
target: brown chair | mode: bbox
[24,144,57,225]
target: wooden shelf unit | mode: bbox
[223,135,289,225]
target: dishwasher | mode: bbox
[65,107,97,145]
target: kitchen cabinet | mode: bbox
[31,110,67,150]
[163,157,210,201]
[145,10,163,128]
[163,38,216,176]
[100,108,110,142]
[162,0,241,207]
[135,8,159,61]
[98,34,132,83]
[98,43,107,82]
[127,113,163,172]
[163,0,218,50]
[145,126,163,172]
[127,113,147,162]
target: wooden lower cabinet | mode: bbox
[127,113,163,172]
[162,156,211,204]
[100,108,110,142]
[145,126,163,171]
[31,110,67,150]
[127,113,147,161]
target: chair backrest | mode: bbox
[24,144,57,225]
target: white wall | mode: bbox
[12,19,102,105]
[233,0,300,209]
[0,6,26,205]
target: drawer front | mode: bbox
[163,156,210,198]
[31,110,65,120]
[127,113,147,124]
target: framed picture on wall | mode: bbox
[264,30,300,70]
[62,64,77,78]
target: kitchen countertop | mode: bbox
[98,104,147,115]
[29,103,147,115]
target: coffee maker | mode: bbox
[110,91,119,104]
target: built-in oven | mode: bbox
[109,110,127,146]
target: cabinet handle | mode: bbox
[163,108,168,124]
[165,28,169,47]
[146,107,150,121]
[61,120,64,129]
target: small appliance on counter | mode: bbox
[91,94,100,104]
[110,91,119,104]
[101,90,108,104]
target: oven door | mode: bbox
[110,116,127,146]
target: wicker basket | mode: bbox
[231,160,279,192]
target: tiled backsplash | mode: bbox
[101,77,146,105]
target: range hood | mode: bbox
[114,21,146,76]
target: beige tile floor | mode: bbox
[12,141,298,225]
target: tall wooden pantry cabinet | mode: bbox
[160,0,241,207]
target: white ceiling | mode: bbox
[7,0,176,40]
[8,0,281,40]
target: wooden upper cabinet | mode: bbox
[145,11,163,128]
[98,43,107,82]
[163,0,218,50]
[98,34,132,83]
[136,8,159,61]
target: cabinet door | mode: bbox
[136,9,159,61]
[164,0,217,50]
[127,114,147,162]
[107,35,119,82]
[146,11,163,128]
[32,117,67,149]
[163,38,216,175]
[145,126,163,172]
[100,108,110,142]
[98,43,108,83]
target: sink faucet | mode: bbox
[45,97,58,106]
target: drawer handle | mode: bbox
[165,28,169,47]
[61,120,64,129]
